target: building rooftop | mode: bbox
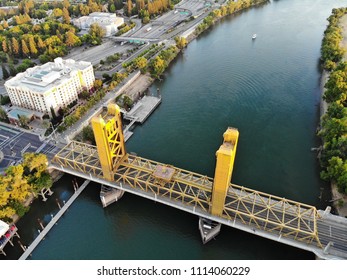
[5,58,92,93]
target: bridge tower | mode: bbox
[91,104,127,181]
[210,128,239,216]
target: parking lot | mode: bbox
[0,125,58,170]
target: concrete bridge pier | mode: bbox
[198,217,221,244]
[100,185,125,208]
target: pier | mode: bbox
[123,95,162,124]
[19,180,90,260]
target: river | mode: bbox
[2,0,347,260]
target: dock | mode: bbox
[123,95,161,124]
[19,180,90,260]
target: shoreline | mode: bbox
[319,13,347,217]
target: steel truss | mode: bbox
[51,140,322,248]
[115,155,212,212]
[224,184,322,247]
[52,141,103,177]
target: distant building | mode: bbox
[5,57,95,117]
[73,12,124,37]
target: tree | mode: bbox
[1,64,9,80]
[5,165,31,202]
[135,56,148,72]
[18,115,29,128]
[65,31,81,47]
[109,3,116,13]
[23,153,48,178]
[127,0,133,16]
[37,37,46,50]
[93,79,103,89]
[21,39,30,57]
[9,64,17,76]
[53,8,63,18]
[0,106,7,121]
[62,7,71,24]
[89,23,105,38]
[63,0,70,9]
[2,39,7,53]
[151,56,166,77]
[82,126,95,144]
[11,37,20,56]
[28,36,38,57]
[175,36,187,49]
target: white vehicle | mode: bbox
[146,27,152,32]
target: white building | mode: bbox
[73,12,124,37]
[5,57,95,116]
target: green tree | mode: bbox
[82,126,95,144]
[89,23,106,38]
[1,64,9,80]
[9,64,17,76]
[109,3,116,13]
[0,106,7,120]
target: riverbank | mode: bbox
[319,11,347,217]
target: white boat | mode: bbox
[252,34,257,39]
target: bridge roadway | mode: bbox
[48,140,347,260]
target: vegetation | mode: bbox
[116,21,136,36]
[0,153,52,221]
[149,45,179,78]
[319,7,347,195]
[124,0,172,19]
[82,125,95,145]
[0,0,109,72]
[321,8,347,71]
[194,0,267,37]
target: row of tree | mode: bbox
[195,0,267,36]
[0,153,52,221]
[319,7,347,195]
[124,0,172,20]
[320,8,347,71]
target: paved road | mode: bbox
[0,125,58,170]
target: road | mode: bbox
[0,124,59,171]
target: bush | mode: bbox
[8,200,29,217]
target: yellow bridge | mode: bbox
[50,104,347,260]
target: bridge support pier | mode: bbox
[100,185,125,208]
[198,217,221,244]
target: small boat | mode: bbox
[252,34,257,39]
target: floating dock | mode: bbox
[123,95,161,124]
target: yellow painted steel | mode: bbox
[51,103,322,248]
[211,128,239,216]
[91,104,127,181]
